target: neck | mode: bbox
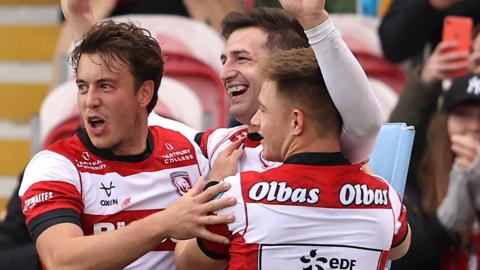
[284,135,341,160]
[112,114,149,156]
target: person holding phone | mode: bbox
[389,26,480,270]
[379,0,480,64]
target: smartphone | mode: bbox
[442,16,473,78]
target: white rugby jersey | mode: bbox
[19,125,209,270]
[198,153,408,270]
[196,126,280,173]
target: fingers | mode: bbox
[197,229,230,245]
[451,134,478,168]
[188,176,206,197]
[204,196,236,213]
[198,212,235,226]
[221,137,245,157]
[197,181,231,202]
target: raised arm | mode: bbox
[61,0,117,42]
[279,0,382,164]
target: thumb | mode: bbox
[230,148,244,162]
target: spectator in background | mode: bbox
[389,32,480,270]
[379,0,480,65]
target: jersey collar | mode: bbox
[77,128,154,162]
[284,152,350,166]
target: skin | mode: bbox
[76,53,152,155]
[220,27,269,126]
[421,41,469,86]
[448,104,480,169]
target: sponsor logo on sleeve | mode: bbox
[23,191,54,212]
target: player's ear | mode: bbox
[291,108,305,136]
[137,80,155,108]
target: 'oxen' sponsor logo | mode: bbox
[23,191,54,212]
[339,184,388,206]
[248,181,319,204]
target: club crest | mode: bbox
[170,171,192,195]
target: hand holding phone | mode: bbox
[442,16,473,78]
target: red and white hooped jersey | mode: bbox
[199,152,408,270]
[195,126,280,173]
[19,125,209,270]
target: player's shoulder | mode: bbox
[148,113,198,141]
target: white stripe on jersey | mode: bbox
[81,165,201,215]
[20,150,81,196]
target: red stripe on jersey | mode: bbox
[21,181,83,224]
[199,129,215,158]
[82,210,176,251]
[228,235,260,270]
[47,126,200,176]
[391,203,409,247]
[241,164,393,209]
[201,223,231,256]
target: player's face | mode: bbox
[447,104,480,141]
[220,27,270,125]
[76,53,147,155]
[251,80,292,162]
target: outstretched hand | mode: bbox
[278,0,328,29]
[161,177,236,244]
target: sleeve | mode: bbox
[378,0,443,63]
[388,187,409,248]
[19,150,83,241]
[197,174,244,259]
[305,18,382,164]
[391,193,456,269]
[194,129,216,158]
[436,163,475,231]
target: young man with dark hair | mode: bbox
[19,19,235,269]
[175,46,410,270]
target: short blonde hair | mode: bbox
[262,48,342,136]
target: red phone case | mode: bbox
[442,16,473,78]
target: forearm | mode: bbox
[175,239,227,270]
[38,214,170,270]
[306,18,382,164]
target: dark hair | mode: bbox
[222,7,309,52]
[262,48,342,136]
[70,20,163,113]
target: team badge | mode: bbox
[170,171,192,196]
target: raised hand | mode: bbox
[161,177,236,244]
[451,134,479,169]
[209,137,245,180]
[421,41,469,86]
[60,0,92,23]
[277,0,328,30]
